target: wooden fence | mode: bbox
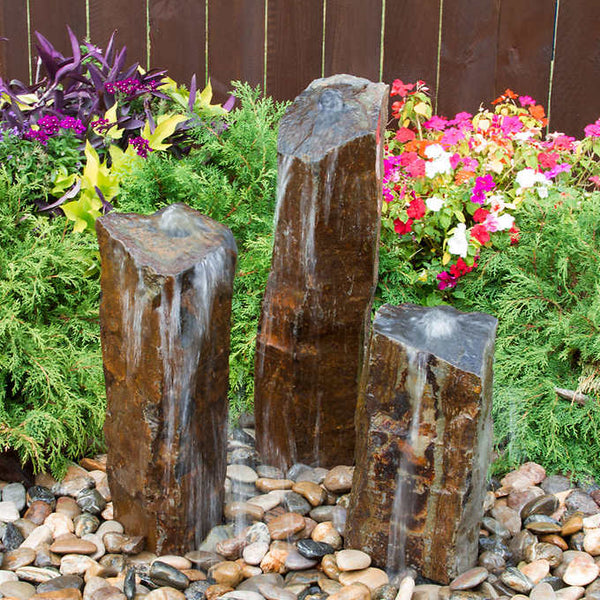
[0,0,599,136]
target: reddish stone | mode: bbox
[97,204,237,554]
[345,304,497,584]
[254,75,388,468]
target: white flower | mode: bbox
[495,213,515,231]
[513,131,534,142]
[537,186,549,198]
[424,145,453,178]
[516,168,537,188]
[447,223,468,258]
[426,196,444,212]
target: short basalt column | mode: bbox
[345,304,497,584]
[254,74,388,469]
[97,204,237,554]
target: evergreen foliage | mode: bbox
[117,83,287,415]
[453,186,600,479]
[0,173,105,476]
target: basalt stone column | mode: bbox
[345,304,497,584]
[97,204,237,555]
[254,74,388,469]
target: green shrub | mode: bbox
[117,82,287,416]
[454,185,600,479]
[0,173,105,476]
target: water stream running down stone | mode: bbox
[254,74,388,470]
[346,303,497,584]
[96,204,237,554]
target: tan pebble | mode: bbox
[292,517,317,541]
[321,554,340,580]
[101,504,114,521]
[145,588,186,600]
[154,556,192,571]
[21,525,53,550]
[247,491,286,512]
[318,577,343,595]
[255,478,294,493]
[562,513,584,537]
[224,502,265,522]
[50,534,98,555]
[80,456,107,472]
[83,575,112,598]
[338,567,388,590]
[292,482,327,507]
[267,513,306,540]
[327,583,370,600]
[259,551,286,574]
[55,497,82,520]
[205,584,234,600]
[335,549,371,572]
[35,473,57,488]
[562,556,599,586]
[181,568,206,581]
[30,588,83,599]
[540,534,569,550]
[311,521,342,549]
[583,529,600,555]
[59,554,99,576]
[209,561,243,587]
[520,558,550,584]
[395,575,416,600]
[241,564,262,578]
[583,513,600,530]
[323,466,354,494]
[555,586,585,600]
[24,501,53,526]
[44,513,74,538]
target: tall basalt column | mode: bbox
[254,75,388,469]
[97,204,237,555]
[345,304,497,584]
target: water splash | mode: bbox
[387,348,428,576]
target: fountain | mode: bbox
[254,74,388,469]
[345,303,497,584]
[96,203,237,554]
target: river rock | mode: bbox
[243,542,269,566]
[149,560,190,590]
[499,566,534,593]
[254,75,388,469]
[0,500,20,523]
[3,483,26,512]
[145,589,186,600]
[521,494,559,519]
[290,483,326,508]
[562,555,599,585]
[282,493,311,516]
[338,567,388,590]
[97,205,237,554]
[0,580,36,599]
[50,535,98,555]
[346,304,496,584]
[3,546,36,570]
[268,513,306,540]
[335,550,371,572]
[37,575,83,593]
[311,521,342,549]
[566,491,599,516]
[209,561,243,588]
[449,567,489,590]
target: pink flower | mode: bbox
[519,95,536,107]
[500,116,523,136]
[395,127,416,142]
[590,175,600,187]
[584,118,600,138]
[449,153,461,170]
[423,115,448,131]
[462,156,479,171]
[405,159,425,178]
[441,127,466,146]
[447,112,473,129]
[538,152,559,170]
[383,187,394,202]
[544,163,571,179]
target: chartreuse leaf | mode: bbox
[142,113,187,151]
[104,103,123,140]
[62,193,102,232]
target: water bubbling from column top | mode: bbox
[413,308,457,340]
[158,204,193,238]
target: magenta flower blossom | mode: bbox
[519,95,536,107]
[423,115,448,131]
[500,116,523,136]
[544,163,572,179]
[441,127,465,146]
[462,156,479,171]
[584,119,600,138]
[437,271,458,290]
[59,117,85,135]
[129,136,153,158]
[470,174,495,204]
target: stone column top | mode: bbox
[96,204,237,276]
[373,304,498,376]
[278,74,388,162]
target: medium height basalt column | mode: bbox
[97,204,237,554]
[254,75,388,469]
[345,304,497,584]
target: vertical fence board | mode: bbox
[150,0,205,85]
[551,0,600,137]
[324,0,381,81]
[0,0,30,82]
[382,0,440,105]
[208,0,264,102]
[437,0,500,118]
[89,0,147,69]
[495,0,554,110]
[266,0,323,101]
[30,0,86,74]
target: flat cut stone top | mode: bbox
[97,204,237,275]
[278,74,388,162]
[373,303,497,376]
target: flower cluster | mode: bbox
[382,81,600,295]
[128,136,152,158]
[23,115,85,144]
[105,78,159,96]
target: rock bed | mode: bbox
[1,419,600,600]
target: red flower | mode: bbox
[391,100,405,119]
[395,127,416,143]
[509,225,520,245]
[406,198,426,220]
[391,79,415,98]
[471,224,490,244]
[394,218,413,235]
[449,257,472,278]
[538,152,559,170]
[473,208,490,223]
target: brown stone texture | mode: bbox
[254,74,388,469]
[96,204,237,555]
[345,304,497,584]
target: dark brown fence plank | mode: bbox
[208,0,264,102]
[382,0,440,105]
[150,0,205,85]
[495,0,555,111]
[0,0,30,82]
[551,0,600,137]
[437,0,500,119]
[89,0,147,69]
[324,0,381,81]
[266,0,323,101]
[30,0,86,72]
